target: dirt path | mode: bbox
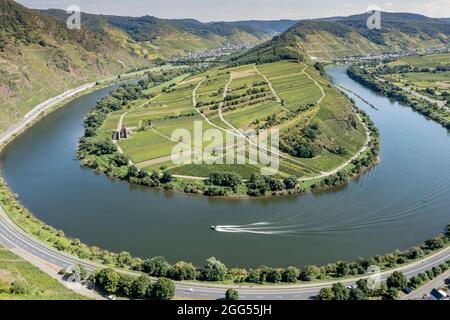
[253,65,290,113]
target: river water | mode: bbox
[1,66,449,268]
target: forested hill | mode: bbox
[0,0,148,134]
[232,12,450,63]
[41,10,297,59]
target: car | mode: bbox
[106,295,116,300]
[403,287,413,294]
[347,284,357,290]
[185,288,194,293]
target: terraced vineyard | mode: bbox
[0,246,85,300]
[97,60,368,183]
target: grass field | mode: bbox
[101,60,367,179]
[388,52,450,68]
[0,246,86,300]
[382,53,450,102]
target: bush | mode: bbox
[171,261,197,281]
[208,172,242,190]
[10,281,31,295]
[118,275,134,296]
[317,287,334,300]
[387,271,407,290]
[150,278,175,300]
[282,267,300,283]
[112,154,129,167]
[225,288,240,300]
[283,176,297,189]
[332,283,349,300]
[141,256,171,277]
[201,257,227,282]
[264,177,285,191]
[384,287,399,300]
[160,171,173,184]
[94,268,120,294]
[266,269,282,283]
[132,275,152,299]
[299,265,320,281]
[204,186,227,197]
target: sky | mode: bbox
[17,0,450,21]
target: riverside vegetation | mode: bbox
[1,174,449,289]
[347,54,450,130]
[316,260,450,301]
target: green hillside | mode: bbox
[0,246,86,300]
[0,0,149,134]
[233,12,450,63]
[41,12,295,60]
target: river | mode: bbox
[1,66,449,268]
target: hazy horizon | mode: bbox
[16,0,450,22]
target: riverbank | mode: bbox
[347,65,450,130]
[0,67,160,151]
[78,65,379,199]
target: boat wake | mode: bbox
[212,222,290,235]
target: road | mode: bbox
[1,199,449,300]
[374,75,448,111]
[0,67,156,147]
[401,270,450,300]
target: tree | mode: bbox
[118,274,134,296]
[405,247,424,260]
[264,176,285,191]
[132,275,152,298]
[225,288,240,300]
[317,287,334,300]
[141,256,171,277]
[246,173,267,196]
[112,154,129,167]
[385,287,399,300]
[387,271,407,290]
[116,251,132,268]
[336,262,350,276]
[127,165,139,178]
[150,278,175,300]
[201,257,227,282]
[160,171,173,184]
[332,283,349,300]
[266,269,282,283]
[282,267,300,283]
[355,279,371,296]
[208,172,242,190]
[349,288,367,300]
[283,176,297,190]
[171,261,197,281]
[300,265,321,281]
[94,268,120,294]
[424,238,445,250]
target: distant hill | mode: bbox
[41,11,297,59]
[0,0,148,134]
[233,12,450,63]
